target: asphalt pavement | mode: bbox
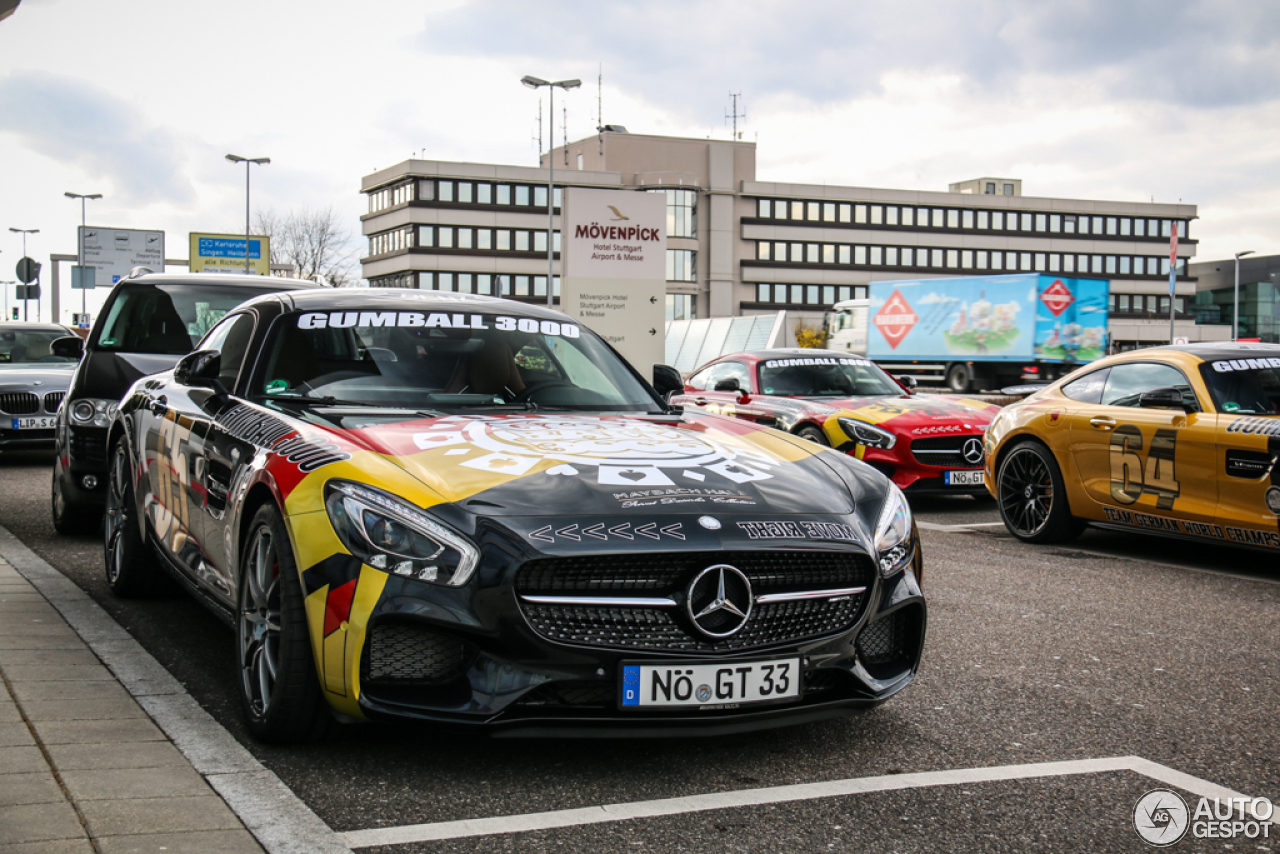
[1,449,1277,853]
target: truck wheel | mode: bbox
[946,364,971,393]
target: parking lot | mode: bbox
[2,449,1277,853]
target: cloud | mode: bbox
[417,0,1280,121]
[918,292,960,304]
[0,71,196,206]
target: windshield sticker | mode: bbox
[265,379,288,395]
[296,311,580,338]
[1211,358,1280,372]
[764,357,871,368]
[411,415,778,489]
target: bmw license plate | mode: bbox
[620,658,800,708]
[945,469,985,486]
[11,417,54,430]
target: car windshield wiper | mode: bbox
[258,393,407,408]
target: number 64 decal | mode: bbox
[1109,425,1179,509]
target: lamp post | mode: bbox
[521,75,580,306]
[64,192,102,322]
[1233,250,1254,341]
[9,228,38,321]
[225,154,270,274]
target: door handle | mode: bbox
[1088,416,1115,430]
[694,398,708,405]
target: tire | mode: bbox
[52,468,102,535]
[995,441,1084,544]
[237,503,339,745]
[796,425,830,446]
[946,363,971,393]
[103,437,167,597]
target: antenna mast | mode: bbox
[726,92,745,139]
[563,102,569,166]
[597,63,604,154]
[533,98,543,161]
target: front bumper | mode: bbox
[303,522,927,736]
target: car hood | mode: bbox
[0,365,74,391]
[325,410,863,518]
[822,393,1000,432]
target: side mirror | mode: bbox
[713,378,741,393]
[51,336,84,359]
[652,364,684,399]
[174,349,229,397]
[1138,387,1187,410]
[897,375,918,391]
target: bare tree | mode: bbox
[252,207,360,287]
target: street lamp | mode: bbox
[1234,250,1255,341]
[225,154,270,274]
[64,192,102,321]
[521,75,580,306]
[9,227,39,321]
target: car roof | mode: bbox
[264,288,579,321]
[116,272,315,290]
[0,322,75,333]
[1101,342,1280,365]
[700,349,867,366]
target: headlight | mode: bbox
[324,481,478,587]
[873,484,913,578]
[837,417,897,449]
[69,398,118,428]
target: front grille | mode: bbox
[361,621,473,685]
[517,551,874,653]
[910,436,984,469]
[857,609,909,665]
[43,392,65,412]
[0,392,39,415]
[70,427,109,464]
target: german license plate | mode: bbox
[945,469,985,486]
[11,416,54,430]
[621,658,800,708]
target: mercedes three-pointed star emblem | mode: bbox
[686,564,753,638]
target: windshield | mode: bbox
[252,308,660,411]
[1199,357,1280,415]
[757,355,903,397]
[94,284,282,355]
[0,327,78,365]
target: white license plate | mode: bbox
[621,658,800,708]
[945,469,985,486]
[11,416,54,430]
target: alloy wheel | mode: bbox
[998,447,1055,537]
[239,527,282,718]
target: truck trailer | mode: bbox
[825,273,1110,392]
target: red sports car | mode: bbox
[671,349,1001,497]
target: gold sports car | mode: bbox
[985,343,1280,550]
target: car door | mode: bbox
[182,310,263,600]
[684,361,751,421]
[1067,360,1219,528]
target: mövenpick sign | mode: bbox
[561,188,667,372]
[562,188,666,281]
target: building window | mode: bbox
[666,294,695,321]
[650,188,697,238]
[667,249,696,282]
[985,182,996,194]
[753,283,864,307]
[1003,183,1014,195]
[757,198,771,218]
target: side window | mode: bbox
[199,313,257,390]
[687,365,720,391]
[1101,363,1200,411]
[718,362,751,391]
[1062,369,1109,404]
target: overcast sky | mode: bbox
[1,0,1277,323]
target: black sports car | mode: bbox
[106,289,926,742]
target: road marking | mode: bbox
[0,525,353,854]
[918,520,1005,532]
[339,755,1266,848]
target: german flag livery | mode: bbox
[106,290,926,743]
[986,342,1280,551]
